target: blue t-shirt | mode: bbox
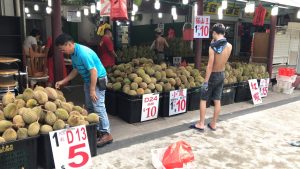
[71,43,106,83]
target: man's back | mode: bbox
[212,43,232,72]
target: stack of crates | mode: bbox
[273,68,297,94]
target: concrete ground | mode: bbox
[90,100,300,169]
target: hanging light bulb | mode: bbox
[173,14,178,20]
[34,4,39,11]
[171,6,177,16]
[297,9,300,19]
[97,1,101,10]
[218,7,223,19]
[182,0,188,5]
[46,7,52,14]
[91,4,96,14]
[222,0,227,10]
[194,3,198,16]
[271,5,279,16]
[27,13,31,17]
[158,12,163,18]
[84,8,89,16]
[48,0,52,7]
[133,4,138,12]
[127,21,130,25]
[154,0,160,10]
[117,21,121,26]
[131,15,135,21]
[76,10,81,17]
[25,7,29,14]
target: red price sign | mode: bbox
[49,126,92,169]
[194,16,210,38]
[141,93,159,122]
[169,89,187,116]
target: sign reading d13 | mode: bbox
[169,89,187,116]
[141,93,160,122]
[49,126,92,169]
[194,16,210,38]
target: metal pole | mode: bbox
[52,0,64,82]
[14,0,20,16]
[195,0,203,70]
[268,15,277,77]
[19,0,26,40]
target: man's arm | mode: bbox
[55,69,78,89]
[164,39,169,48]
[90,68,98,93]
[204,47,215,82]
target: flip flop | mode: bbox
[207,123,216,131]
[189,124,204,132]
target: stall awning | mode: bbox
[261,0,300,8]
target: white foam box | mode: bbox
[283,87,295,95]
[277,80,293,90]
[276,75,297,83]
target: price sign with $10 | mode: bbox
[141,93,159,122]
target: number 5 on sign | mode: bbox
[141,93,160,122]
[49,126,92,169]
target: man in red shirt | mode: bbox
[99,28,117,67]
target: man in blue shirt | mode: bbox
[55,34,113,147]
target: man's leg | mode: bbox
[210,100,221,129]
[92,89,110,133]
[197,100,207,129]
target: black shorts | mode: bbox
[200,72,225,101]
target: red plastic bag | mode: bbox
[110,0,128,21]
[162,141,194,169]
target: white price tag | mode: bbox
[169,89,187,116]
[194,16,210,38]
[259,78,270,97]
[248,79,262,105]
[173,57,182,66]
[49,125,92,169]
[141,93,159,122]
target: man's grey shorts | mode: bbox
[200,72,225,101]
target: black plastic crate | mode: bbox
[234,82,252,103]
[187,87,211,111]
[118,92,162,123]
[37,124,97,169]
[105,89,119,116]
[0,136,38,169]
[159,90,189,117]
[221,84,236,106]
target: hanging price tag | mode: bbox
[194,16,210,38]
[248,79,262,105]
[49,126,92,169]
[141,93,159,122]
[169,89,187,116]
[259,78,270,97]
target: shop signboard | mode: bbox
[260,78,270,97]
[100,0,111,16]
[204,2,240,17]
[49,125,92,169]
[67,11,81,22]
[194,16,210,38]
[169,89,187,116]
[141,93,160,122]
[248,79,262,105]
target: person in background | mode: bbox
[55,34,113,147]
[150,28,169,63]
[23,29,41,55]
[190,23,232,132]
[99,28,117,68]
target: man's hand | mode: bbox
[90,90,98,103]
[55,80,65,89]
[201,82,209,96]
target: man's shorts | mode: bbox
[200,72,225,101]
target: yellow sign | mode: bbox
[204,2,240,17]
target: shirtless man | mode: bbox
[150,28,169,63]
[190,23,232,131]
